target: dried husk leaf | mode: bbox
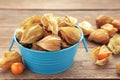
[96,15,113,28]
[79,21,94,36]
[17,16,41,37]
[61,40,70,49]
[56,16,77,27]
[112,19,120,31]
[59,27,81,45]
[108,34,120,54]
[101,24,118,37]
[19,24,44,44]
[41,13,58,35]
[90,45,112,66]
[16,15,42,42]
[20,15,41,29]
[90,47,100,60]
[43,29,52,37]
[31,43,45,51]
[95,58,108,66]
[16,29,23,41]
[88,29,110,44]
[0,50,22,70]
[95,45,112,66]
[99,45,112,55]
[36,35,61,51]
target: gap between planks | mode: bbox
[0,8,120,11]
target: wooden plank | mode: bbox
[0,68,117,79]
[0,10,120,26]
[0,47,120,79]
[0,0,120,10]
[0,27,16,37]
[0,69,118,79]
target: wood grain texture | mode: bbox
[0,0,120,10]
[0,10,120,26]
[0,0,120,79]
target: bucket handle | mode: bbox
[9,29,19,51]
[8,38,15,51]
[75,26,88,52]
[82,37,88,52]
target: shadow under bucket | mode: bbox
[9,26,88,74]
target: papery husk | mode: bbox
[90,45,112,66]
[95,58,108,66]
[108,34,120,54]
[20,15,41,29]
[41,13,58,35]
[112,19,120,31]
[59,27,81,45]
[101,24,118,37]
[18,24,44,44]
[43,29,52,37]
[16,15,42,43]
[0,50,22,70]
[56,16,77,27]
[16,29,23,41]
[31,43,45,51]
[36,35,61,51]
[88,29,110,44]
[96,15,114,28]
[61,40,70,49]
[96,45,112,66]
[90,47,100,60]
[99,45,112,55]
[20,15,41,28]
[79,21,94,36]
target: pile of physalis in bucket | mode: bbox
[16,13,81,51]
[0,13,81,75]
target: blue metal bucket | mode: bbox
[9,26,88,74]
